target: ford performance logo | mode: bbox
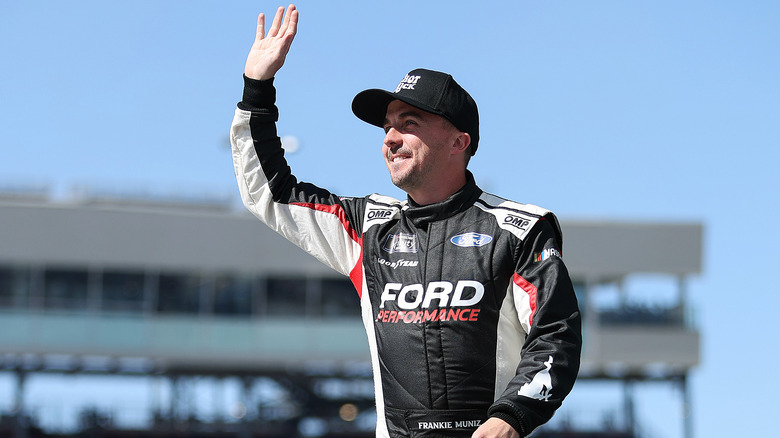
[450,232,492,248]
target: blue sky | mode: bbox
[1,1,779,436]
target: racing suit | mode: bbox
[230,76,582,437]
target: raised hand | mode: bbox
[244,4,298,81]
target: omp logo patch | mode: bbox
[382,233,418,254]
[503,214,531,231]
[367,208,394,221]
[450,232,492,248]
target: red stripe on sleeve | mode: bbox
[290,201,361,243]
[291,201,363,298]
[513,273,538,327]
[349,243,364,298]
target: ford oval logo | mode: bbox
[450,232,493,248]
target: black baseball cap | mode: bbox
[351,68,480,155]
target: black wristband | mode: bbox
[238,75,278,115]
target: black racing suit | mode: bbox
[230,76,582,437]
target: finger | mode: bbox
[255,13,266,41]
[279,11,298,42]
[279,4,296,35]
[268,5,285,37]
[286,8,298,39]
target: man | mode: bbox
[230,5,581,438]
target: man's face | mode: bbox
[382,100,458,195]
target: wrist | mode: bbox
[487,412,523,437]
[239,75,278,113]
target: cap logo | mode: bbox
[394,74,421,93]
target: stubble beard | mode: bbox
[390,170,421,193]
[387,156,434,196]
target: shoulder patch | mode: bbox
[475,193,552,241]
[364,194,404,231]
[450,232,493,248]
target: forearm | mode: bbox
[231,77,363,276]
[488,219,582,435]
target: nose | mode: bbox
[384,127,402,149]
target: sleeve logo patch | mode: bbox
[450,232,493,248]
[518,355,554,401]
[534,248,561,263]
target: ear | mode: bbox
[449,132,471,156]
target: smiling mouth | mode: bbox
[388,151,411,163]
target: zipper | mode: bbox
[421,221,433,408]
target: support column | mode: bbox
[169,374,180,430]
[681,375,693,438]
[239,376,254,438]
[623,378,635,434]
[678,275,690,328]
[14,370,28,438]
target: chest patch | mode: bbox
[450,232,493,248]
[382,233,418,253]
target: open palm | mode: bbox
[244,5,298,81]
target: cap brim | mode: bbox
[351,89,396,128]
[352,89,445,129]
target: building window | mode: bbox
[157,273,201,314]
[320,278,360,317]
[266,277,306,317]
[102,271,146,312]
[0,266,28,308]
[214,275,253,316]
[44,268,88,310]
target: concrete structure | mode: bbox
[0,191,703,437]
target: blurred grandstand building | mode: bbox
[0,187,702,438]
